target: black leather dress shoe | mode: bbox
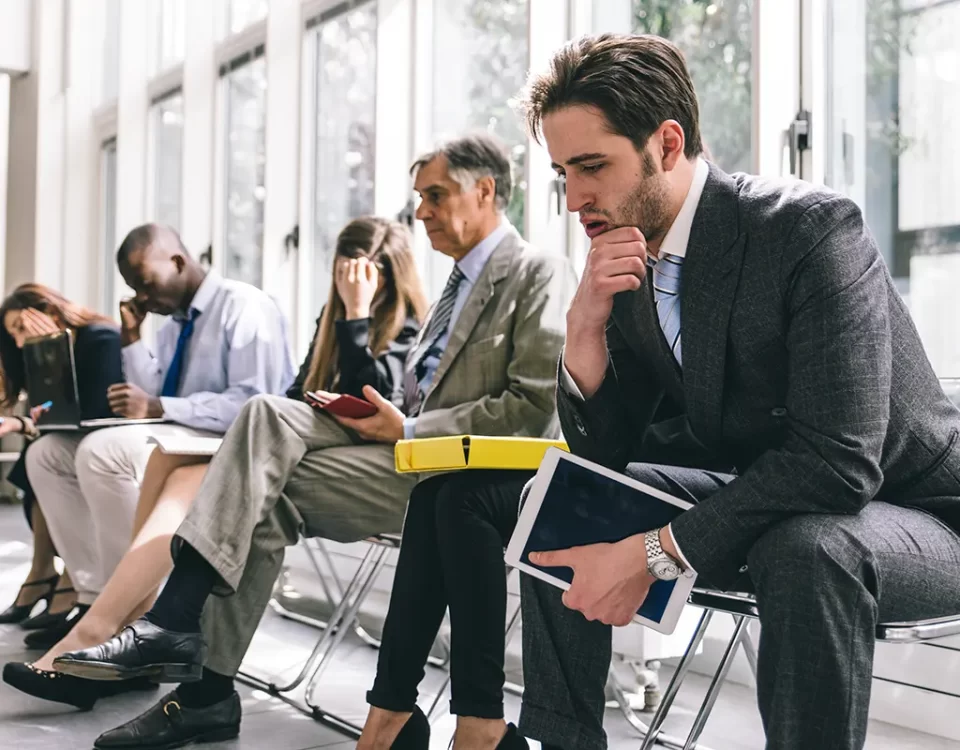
[2,662,158,711]
[53,619,205,683]
[94,690,241,749]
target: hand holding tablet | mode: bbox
[505,448,697,634]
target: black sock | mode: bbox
[145,542,218,634]
[176,667,235,708]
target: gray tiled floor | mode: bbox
[2,504,959,750]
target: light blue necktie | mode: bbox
[652,253,683,366]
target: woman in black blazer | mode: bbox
[0,285,122,630]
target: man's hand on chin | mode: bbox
[331,385,405,444]
[530,534,653,627]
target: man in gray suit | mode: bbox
[60,133,576,749]
[511,35,960,750]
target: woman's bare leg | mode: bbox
[34,458,208,670]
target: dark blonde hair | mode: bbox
[0,284,116,408]
[521,33,704,158]
[303,217,429,393]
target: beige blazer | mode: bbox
[406,227,576,440]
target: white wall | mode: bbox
[0,0,31,75]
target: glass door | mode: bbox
[817,0,960,376]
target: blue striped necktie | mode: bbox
[652,253,683,366]
[414,265,465,383]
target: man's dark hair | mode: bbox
[116,224,188,266]
[410,132,513,210]
[521,33,703,159]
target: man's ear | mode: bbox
[172,254,187,273]
[476,175,497,208]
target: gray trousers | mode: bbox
[517,463,960,750]
[174,394,418,675]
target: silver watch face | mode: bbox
[651,559,681,581]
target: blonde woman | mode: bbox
[5,216,429,709]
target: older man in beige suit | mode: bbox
[61,132,576,750]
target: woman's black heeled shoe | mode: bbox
[0,575,58,625]
[1,662,158,711]
[390,706,431,749]
[496,724,530,749]
[23,604,90,651]
[20,588,77,630]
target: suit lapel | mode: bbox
[681,164,745,448]
[424,231,519,398]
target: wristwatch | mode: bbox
[645,528,683,581]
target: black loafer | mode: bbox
[53,619,205,683]
[2,662,158,711]
[94,690,241,749]
[497,724,529,749]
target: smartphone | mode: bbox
[306,391,378,419]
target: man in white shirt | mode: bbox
[24,225,294,648]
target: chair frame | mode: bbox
[633,588,960,750]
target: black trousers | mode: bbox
[367,469,533,719]
[516,462,960,750]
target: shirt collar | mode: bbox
[455,219,511,284]
[175,270,221,320]
[657,157,710,261]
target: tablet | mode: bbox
[505,447,697,634]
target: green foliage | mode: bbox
[632,0,753,173]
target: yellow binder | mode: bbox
[394,435,568,473]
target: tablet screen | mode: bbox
[519,454,687,625]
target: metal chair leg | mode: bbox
[741,620,759,682]
[304,546,393,704]
[237,543,386,694]
[682,616,749,750]
[638,609,715,750]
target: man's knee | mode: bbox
[747,515,868,594]
[25,434,75,478]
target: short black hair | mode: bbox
[410,133,513,210]
[116,224,187,266]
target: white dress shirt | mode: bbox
[123,271,295,433]
[560,157,710,571]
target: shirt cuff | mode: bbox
[665,523,695,574]
[560,354,587,401]
[403,417,417,440]
[158,396,187,424]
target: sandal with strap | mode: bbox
[20,587,78,631]
[0,575,59,625]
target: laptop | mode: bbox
[22,330,167,431]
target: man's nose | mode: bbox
[565,177,592,215]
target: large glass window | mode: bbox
[101,0,121,103]
[227,0,269,35]
[629,0,754,173]
[310,3,378,314]
[431,0,530,232]
[151,91,184,230]
[221,51,267,288]
[155,0,187,72]
[100,138,118,313]
[826,0,960,377]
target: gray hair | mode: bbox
[410,132,513,211]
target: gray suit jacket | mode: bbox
[409,227,577,440]
[558,164,960,586]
